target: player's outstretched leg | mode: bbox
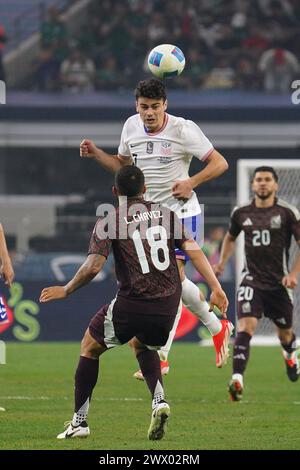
[228,331,252,401]
[136,346,170,440]
[182,278,233,367]
[280,332,300,382]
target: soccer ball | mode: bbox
[147,44,185,79]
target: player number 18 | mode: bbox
[133,226,170,274]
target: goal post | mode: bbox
[237,159,300,344]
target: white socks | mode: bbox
[72,397,89,426]
[232,373,243,387]
[152,381,165,409]
[157,278,222,360]
[158,300,182,361]
[181,278,221,336]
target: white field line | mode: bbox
[0,396,299,405]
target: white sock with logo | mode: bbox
[152,381,165,410]
[72,398,89,426]
[181,278,221,336]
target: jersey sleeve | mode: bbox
[117,119,131,159]
[289,206,300,242]
[228,207,242,238]
[182,120,214,161]
[88,218,112,258]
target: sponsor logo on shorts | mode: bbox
[276,317,287,325]
[242,301,251,313]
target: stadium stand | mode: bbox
[0,0,72,52]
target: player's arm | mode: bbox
[172,149,228,199]
[190,149,228,188]
[80,139,133,174]
[282,240,300,289]
[0,223,14,288]
[182,238,229,316]
[39,254,106,302]
[214,232,237,277]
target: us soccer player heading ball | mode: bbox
[215,167,300,401]
[40,165,229,440]
[80,78,234,377]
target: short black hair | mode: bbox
[135,78,167,101]
[252,166,278,182]
[115,165,145,197]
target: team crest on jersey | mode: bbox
[242,301,251,313]
[146,142,154,154]
[161,142,172,156]
[270,214,281,228]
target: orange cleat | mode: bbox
[213,320,234,368]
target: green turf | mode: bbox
[0,342,299,450]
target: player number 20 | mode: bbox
[237,286,254,301]
[252,229,271,246]
[133,226,170,274]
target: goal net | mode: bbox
[237,159,300,344]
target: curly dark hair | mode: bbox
[135,78,167,101]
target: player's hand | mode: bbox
[39,286,67,303]
[282,273,298,289]
[209,287,228,318]
[0,262,14,288]
[213,262,225,277]
[172,179,193,201]
[80,139,99,159]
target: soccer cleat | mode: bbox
[228,379,243,401]
[283,350,300,382]
[57,420,90,439]
[213,320,234,368]
[147,401,170,440]
[133,361,169,381]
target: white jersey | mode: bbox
[118,113,214,218]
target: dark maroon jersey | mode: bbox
[229,198,300,290]
[88,197,190,300]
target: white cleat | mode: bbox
[147,401,170,440]
[57,420,90,439]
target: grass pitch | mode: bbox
[0,342,299,450]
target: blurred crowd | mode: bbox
[14,0,300,92]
